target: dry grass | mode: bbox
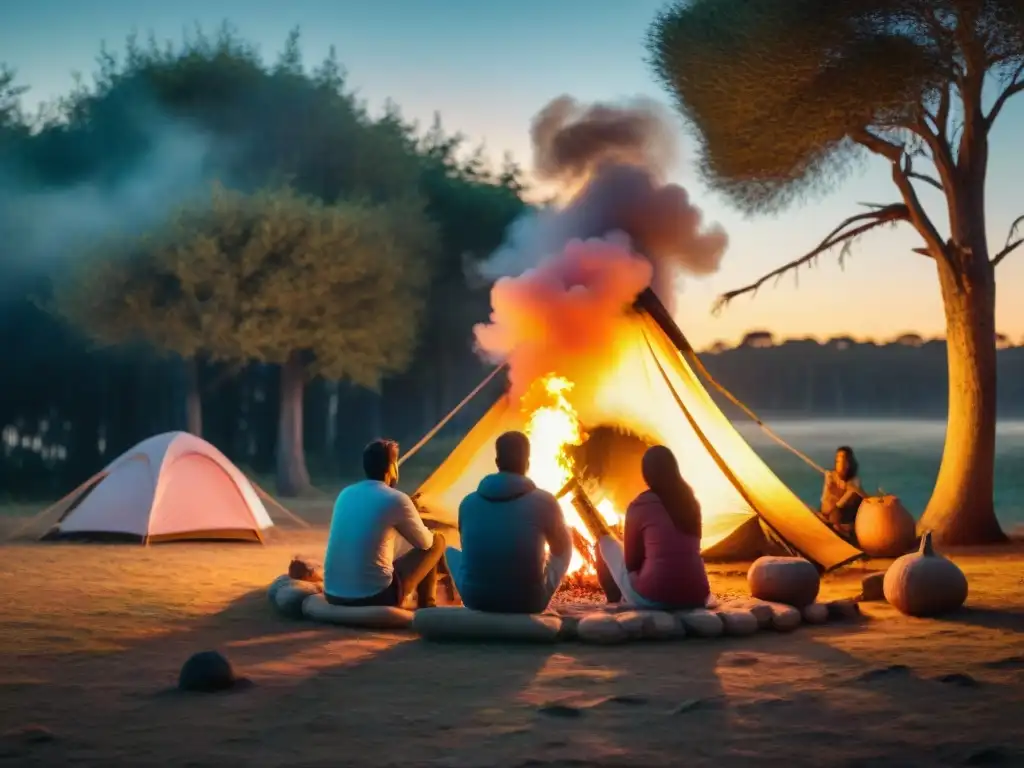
[1,507,1023,767]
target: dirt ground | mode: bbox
[1,507,1023,768]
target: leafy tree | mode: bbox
[0,65,27,128]
[27,25,419,204]
[384,112,528,417]
[740,330,775,349]
[648,0,1024,544]
[55,184,434,495]
[0,66,28,272]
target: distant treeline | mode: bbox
[700,332,1024,418]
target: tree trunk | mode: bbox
[184,356,202,437]
[917,256,1006,545]
[324,379,339,458]
[276,351,312,497]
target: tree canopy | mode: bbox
[20,25,420,202]
[648,0,1024,214]
[55,183,434,386]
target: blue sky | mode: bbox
[3,0,1023,348]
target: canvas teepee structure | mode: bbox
[412,288,864,573]
[39,432,277,543]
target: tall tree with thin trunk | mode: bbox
[648,0,1024,545]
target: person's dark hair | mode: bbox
[363,439,399,481]
[836,445,859,482]
[641,445,701,537]
[495,431,530,475]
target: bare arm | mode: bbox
[544,497,572,559]
[394,495,435,550]
[623,504,646,573]
[820,473,833,508]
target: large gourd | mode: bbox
[854,495,917,557]
[882,531,968,617]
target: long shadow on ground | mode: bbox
[5,591,1024,768]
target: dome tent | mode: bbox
[41,432,275,544]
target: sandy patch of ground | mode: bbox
[0,515,1023,767]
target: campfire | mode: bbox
[520,374,624,576]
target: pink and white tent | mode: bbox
[42,432,275,543]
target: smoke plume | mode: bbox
[0,107,219,300]
[472,95,728,396]
[474,232,653,397]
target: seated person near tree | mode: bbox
[591,445,711,610]
[323,439,446,609]
[819,445,864,537]
[446,431,573,614]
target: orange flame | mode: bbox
[521,374,622,575]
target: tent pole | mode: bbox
[635,288,695,353]
[635,288,830,477]
[398,360,508,468]
[640,329,801,561]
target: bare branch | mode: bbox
[992,214,1024,267]
[712,204,911,313]
[854,131,949,257]
[907,169,943,191]
[910,100,956,192]
[884,151,951,266]
[986,61,1024,129]
[935,84,951,143]
[992,240,1024,266]
[937,85,950,137]
[853,129,902,162]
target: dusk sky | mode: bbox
[3,0,1024,348]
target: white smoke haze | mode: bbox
[0,109,221,278]
[471,94,730,393]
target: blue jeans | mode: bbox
[445,546,571,612]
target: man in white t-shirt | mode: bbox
[323,439,446,609]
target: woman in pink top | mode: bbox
[595,445,711,609]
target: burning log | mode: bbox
[564,477,619,543]
[570,528,597,570]
[554,474,622,577]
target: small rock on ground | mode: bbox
[860,572,886,601]
[935,673,981,687]
[855,664,912,683]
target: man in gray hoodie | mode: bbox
[445,431,573,613]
